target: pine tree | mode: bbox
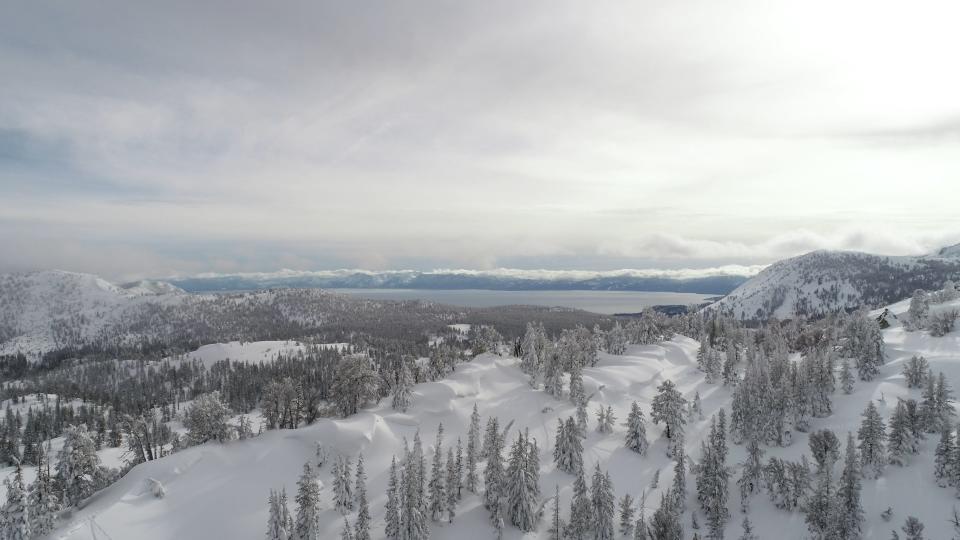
[833,433,864,540]
[935,424,955,487]
[392,362,413,412]
[0,461,30,540]
[384,456,400,539]
[619,493,635,538]
[354,454,371,540]
[805,465,832,540]
[651,380,688,457]
[505,430,540,532]
[333,455,354,514]
[591,464,616,540]
[340,517,353,540]
[698,411,730,540]
[935,372,956,427]
[901,516,924,540]
[672,433,687,512]
[548,485,565,540]
[402,433,430,540]
[648,489,682,540]
[576,399,589,438]
[857,401,887,478]
[484,419,505,516]
[737,437,764,513]
[266,489,290,540]
[554,417,583,474]
[568,469,592,540]
[634,492,648,540]
[428,426,447,522]
[840,359,855,394]
[738,516,758,540]
[294,462,321,540]
[445,447,458,522]
[625,402,650,455]
[55,424,103,507]
[888,400,916,465]
[466,404,481,493]
[27,446,59,537]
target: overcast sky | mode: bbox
[2,0,959,280]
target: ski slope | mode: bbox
[26,298,960,539]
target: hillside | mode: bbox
[21,294,960,539]
[708,248,960,320]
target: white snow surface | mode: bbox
[36,303,960,540]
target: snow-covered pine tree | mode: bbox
[903,356,930,388]
[840,359,855,394]
[544,348,565,399]
[445,447,457,523]
[808,429,840,474]
[691,391,704,421]
[340,517,353,540]
[901,516,924,540]
[672,433,687,512]
[1,461,30,540]
[888,400,916,466]
[354,454,371,540]
[567,469,592,540]
[935,372,956,427]
[392,361,413,412]
[634,492,648,540]
[554,417,583,474]
[454,437,463,500]
[935,424,955,488]
[619,493,635,538]
[699,411,730,540]
[482,417,499,460]
[266,489,287,540]
[27,445,59,537]
[332,455,354,514]
[805,465,832,540]
[738,516,758,540]
[576,399,589,439]
[737,437,764,513]
[504,430,540,532]
[403,432,430,540]
[294,462,321,540]
[184,391,232,444]
[651,379,688,457]
[466,404,481,493]
[857,401,887,478]
[648,488,682,540]
[833,432,864,540]
[548,485,565,540]
[55,424,103,507]
[521,322,548,386]
[385,456,400,539]
[428,426,447,522]
[483,419,505,515]
[590,465,616,540]
[625,401,649,455]
[920,376,939,433]
[906,289,930,331]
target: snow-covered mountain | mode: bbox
[708,248,960,320]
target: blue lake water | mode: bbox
[331,289,715,315]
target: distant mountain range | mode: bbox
[164,267,760,295]
[708,243,960,319]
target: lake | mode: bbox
[331,288,716,315]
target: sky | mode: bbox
[2,0,960,280]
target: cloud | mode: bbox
[1,0,960,278]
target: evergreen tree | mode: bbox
[857,401,887,478]
[55,424,102,507]
[0,461,30,540]
[445,447,458,523]
[392,362,413,412]
[625,402,650,455]
[402,433,430,540]
[738,516,758,540]
[568,469,592,540]
[888,400,916,465]
[903,356,930,388]
[634,492,648,540]
[266,489,291,540]
[833,433,864,540]
[619,493,635,538]
[354,454,371,540]
[341,517,353,540]
[672,433,687,512]
[737,437,764,513]
[294,462,321,540]
[484,419,505,517]
[901,516,924,540]
[466,404,481,493]
[935,424,955,487]
[808,429,840,474]
[651,380,688,457]
[27,446,59,538]
[648,489,682,540]
[590,464,616,540]
[805,465,832,540]
[554,417,584,474]
[840,359,855,394]
[428,426,447,522]
[384,456,400,540]
[505,430,540,532]
[332,455,354,514]
[548,485,565,540]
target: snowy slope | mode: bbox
[0,270,189,355]
[38,307,960,539]
[708,249,960,319]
